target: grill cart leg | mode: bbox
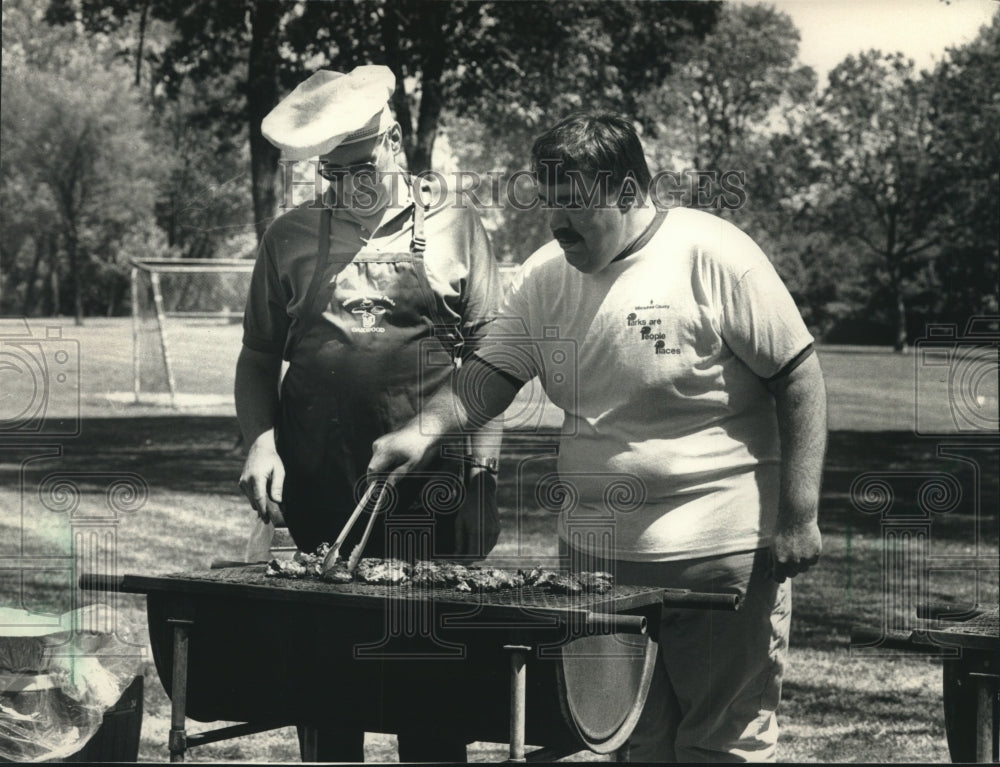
[505,644,531,763]
[300,725,320,761]
[168,618,193,762]
[970,673,999,763]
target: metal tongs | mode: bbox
[320,481,388,575]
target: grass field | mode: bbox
[2,316,998,432]
[1,316,998,763]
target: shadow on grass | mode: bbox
[4,420,996,546]
[780,671,948,763]
[3,416,246,497]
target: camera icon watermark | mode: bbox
[914,317,999,437]
[0,320,81,437]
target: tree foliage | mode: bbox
[922,14,1000,325]
[805,44,995,349]
[47,0,719,240]
[2,0,157,322]
[648,3,815,171]
[6,0,996,341]
[445,1,721,261]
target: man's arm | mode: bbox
[369,356,523,486]
[235,345,285,522]
[765,352,827,582]
[456,412,504,558]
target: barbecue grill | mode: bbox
[82,565,739,762]
[853,604,999,763]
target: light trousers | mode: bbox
[564,544,792,763]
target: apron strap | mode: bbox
[409,178,464,367]
[284,207,334,359]
[410,179,430,256]
[301,207,335,318]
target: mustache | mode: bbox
[552,228,582,243]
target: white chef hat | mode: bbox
[261,65,396,160]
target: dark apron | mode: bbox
[276,193,464,557]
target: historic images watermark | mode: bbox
[278,163,748,212]
[0,317,147,659]
[850,316,999,657]
[0,320,80,437]
[914,317,999,437]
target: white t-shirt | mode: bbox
[478,207,815,561]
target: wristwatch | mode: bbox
[465,455,499,474]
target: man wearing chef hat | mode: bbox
[235,65,503,762]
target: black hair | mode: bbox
[530,112,652,196]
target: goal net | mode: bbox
[126,260,525,412]
[128,258,254,408]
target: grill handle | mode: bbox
[660,589,741,611]
[916,602,984,621]
[583,613,647,636]
[79,573,126,593]
[849,626,926,650]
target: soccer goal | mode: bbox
[129,258,254,408]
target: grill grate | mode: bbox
[161,564,663,612]
[935,606,999,639]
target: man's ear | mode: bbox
[387,122,403,154]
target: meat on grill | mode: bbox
[410,561,471,587]
[454,568,526,593]
[577,571,615,594]
[319,562,354,584]
[265,543,333,579]
[265,558,311,579]
[520,568,614,594]
[267,547,613,594]
[354,558,410,585]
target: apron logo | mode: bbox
[343,296,395,333]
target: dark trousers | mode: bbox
[296,724,466,763]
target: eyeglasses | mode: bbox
[317,160,378,181]
[318,133,386,181]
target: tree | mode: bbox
[2,0,157,323]
[50,0,720,243]
[45,0,284,240]
[625,4,825,329]
[807,52,944,350]
[148,71,257,262]
[922,12,1000,325]
[647,3,815,173]
[442,1,722,261]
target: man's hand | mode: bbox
[454,468,500,559]
[234,345,284,524]
[238,432,286,525]
[368,422,439,487]
[769,518,821,583]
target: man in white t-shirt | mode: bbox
[369,112,827,762]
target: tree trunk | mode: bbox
[886,216,906,352]
[23,235,46,315]
[893,289,907,352]
[49,234,60,317]
[380,0,416,168]
[410,8,448,174]
[247,0,283,242]
[66,225,84,326]
[134,0,149,87]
